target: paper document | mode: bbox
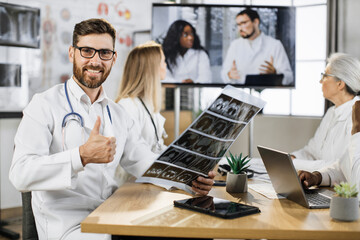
[136,85,266,193]
[249,181,286,199]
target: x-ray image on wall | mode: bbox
[0,64,21,87]
[0,3,40,48]
[137,85,266,194]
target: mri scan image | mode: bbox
[159,166,183,181]
[229,123,246,139]
[175,132,200,149]
[209,94,232,115]
[171,152,197,168]
[143,162,169,178]
[238,103,251,122]
[189,157,217,174]
[191,113,215,134]
[158,147,184,163]
[243,106,260,122]
[176,171,198,185]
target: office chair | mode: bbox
[21,192,38,240]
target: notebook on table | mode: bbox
[257,145,332,209]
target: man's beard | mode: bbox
[73,61,110,89]
[241,28,256,39]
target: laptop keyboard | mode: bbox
[305,192,331,206]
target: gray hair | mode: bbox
[327,53,360,95]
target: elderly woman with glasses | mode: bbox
[291,53,360,171]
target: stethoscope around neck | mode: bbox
[139,98,166,152]
[61,80,112,150]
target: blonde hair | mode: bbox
[115,41,162,112]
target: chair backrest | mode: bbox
[21,192,39,240]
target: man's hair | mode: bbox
[237,8,260,22]
[72,18,116,48]
[115,41,162,112]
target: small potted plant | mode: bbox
[225,151,251,193]
[330,182,359,222]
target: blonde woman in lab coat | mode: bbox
[292,53,360,170]
[116,41,167,154]
[114,42,168,185]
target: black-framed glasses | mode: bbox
[236,20,251,27]
[321,72,340,81]
[74,46,115,61]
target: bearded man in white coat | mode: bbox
[221,8,293,85]
[9,18,215,240]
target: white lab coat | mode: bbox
[163,48,212,83]
[319,132,360,197]
[292,96,360,170]
[9,78,157,240]
[221,32,293,85]
[117,97,167,153]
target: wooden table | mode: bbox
[81,181,360,239]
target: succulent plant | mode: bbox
[333,182,358,198]
[226,151,251,174]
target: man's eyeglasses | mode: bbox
[236,20,251,27]
[321,72,340,81]
[74,46,115,61]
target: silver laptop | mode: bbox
[257,145,332,209]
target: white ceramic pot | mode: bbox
[226,172,248,193]
[330,196,359,222]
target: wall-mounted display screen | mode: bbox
[152,3,295,89]
[0,2,40,48]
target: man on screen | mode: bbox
[221,8,293,85]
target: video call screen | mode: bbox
[152,3,295,89]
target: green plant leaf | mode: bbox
[333,182,358,198]
[226,151,252,174]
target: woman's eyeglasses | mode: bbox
[320,72,341,81]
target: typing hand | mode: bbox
[351,101,360,135]
[191,170,216,196]
[228,60,241,80]
[79,116,116,166]
[298,170,322,189]
[259,56,277,74]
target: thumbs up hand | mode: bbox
[79,116,116,166]
[228,60,241,80]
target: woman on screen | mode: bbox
[291,53,360,170]
[162,20,211,83]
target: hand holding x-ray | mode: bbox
[79,116,116,166]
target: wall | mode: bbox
[338,0,360,59]
[229,115,321,158]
